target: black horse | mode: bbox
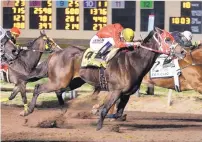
[1,30,61,116]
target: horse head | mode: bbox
[0,27,18,62]
[29,30,62,52]
[153,27,186,59]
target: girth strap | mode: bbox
[99,68,108,91]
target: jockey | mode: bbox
[90,23,141,62]
[6,27,21,44]
[6,27,27,50]
[171,31,201,49]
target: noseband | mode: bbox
[139,29,184,57]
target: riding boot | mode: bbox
[95,41,112,60]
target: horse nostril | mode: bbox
[12,50,18,55]
[181,50,185,54]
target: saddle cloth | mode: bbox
[150,54,180,78]
[81,48,120,68]
[150,54,181,91]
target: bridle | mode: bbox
[138,28,186,59]
[24,35,62,53]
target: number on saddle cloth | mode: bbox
[81,48,106,68]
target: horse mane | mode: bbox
[69,44,88,51]
[26,35,42,47]
[143,30,155,44]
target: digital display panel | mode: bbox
[29,0,52,29]
[140,1,165,31]
[169,1,202,34]
[83,0,108,31]
[2,0,25,29]
[112,1,136,30]
[56,0,79,30]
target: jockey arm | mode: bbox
[6,31,16,44]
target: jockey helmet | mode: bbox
[10,27,21,38]
[181,31,192,42]
[122,28,134,42]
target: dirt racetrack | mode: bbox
[1,93,202,142]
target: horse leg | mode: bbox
[19,82,29,116]
[55,89,65,106]
[92,86,101,96]
[146,84,154,95]
[195,83,202,94]
[24,82,61,116]
[54,78,86,105]
[114,95,130,119]
[9,84,21,100]
[97,90,121,130]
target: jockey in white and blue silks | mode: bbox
[89,23,141,62]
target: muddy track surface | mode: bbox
[1,104,202,142]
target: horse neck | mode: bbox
[125,38,160,78]
[11,38,45,73]
[134,43,159,70]
[182,45,202,64]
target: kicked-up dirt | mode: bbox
[1,93,202,142]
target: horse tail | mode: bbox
[26,59,48,82]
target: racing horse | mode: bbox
[0,30,61,115]
[143,44,202,94]
[93,44,202,118]
[79,28,186,130]
[0,27,19,62]
[24,28,186,128]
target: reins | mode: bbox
[137,30,178,55]
[138,44,170,55]
[20,48,54,53]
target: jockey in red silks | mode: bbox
[6,27,21,44]
[89,23,141,62]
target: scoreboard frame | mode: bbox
[0,1,201,41]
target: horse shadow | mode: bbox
[1,100,69,110]
[105,112,202,131]
[119,123,202,132]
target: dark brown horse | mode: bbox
[92,44,202,118]
[143,44,202,94]
[24,29,185,130]
[1,31,61,115]
[79,29,186,130]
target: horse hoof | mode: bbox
[20,110,31,117]
[109,118,116,122]
[60,107,67,114]
[19,111,26,116]
[116,114,127,121]
[91,108,99,115]
[96,125,102,131]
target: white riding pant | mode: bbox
[90,35,115,53]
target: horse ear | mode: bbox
[40,30,43,36]
[155,27,163,34]
[40,30,46,36]
[42,30,46,35]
